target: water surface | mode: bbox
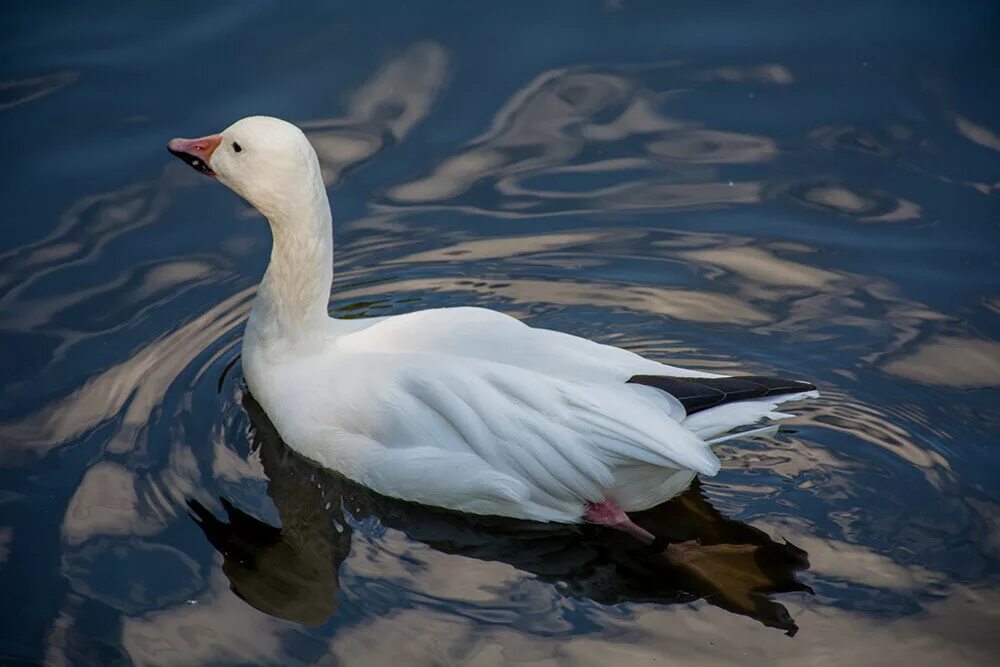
[1,1,999,664]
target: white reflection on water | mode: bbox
[113,552,997,667]
[882,336,1000,388]
[0,287,254,462]
[62,462,161,546]
[121,564,293,667]
[954,115,1000,153]
[303,41,450,186]
[381,64,774,215]
[0,70,79,111]
[691,64,795,85]
[336,276,773,325]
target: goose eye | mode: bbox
[232,142,243,153]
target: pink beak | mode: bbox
[167,134,223,177]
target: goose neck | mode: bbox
[249,188,334,347]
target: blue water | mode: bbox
[2,1,999,664]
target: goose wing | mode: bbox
[336,307,816,426]
[300,351,719,522]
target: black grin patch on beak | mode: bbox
[167,147,216,177]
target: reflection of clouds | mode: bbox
[62,442,201,547]
[134,260,214,300]
[679,246,840,289]
[0,257,219,334]
[0,175,227,396]
[320,584,999,666]
[798,125,931,221]
[390,149,506,202]
[345,41,449,140]
[581,96,682,140]
[63,463,161,545]
[967,498,1000,559]
[691,64,795,85]
[381,64,775,216]
[954,115,1000,153]
[42,594,85,667]
[212,434,265,482]
[786,182,922,222]
[63,539,201,614]
[655,235,965,401]
[0,181,169,299]
[0,70,79,111]
[803,184,873,213]
[336,276,772,325]
[755,523,945,591]
[864,197,922,222]
[754,389,956,490]
[809,124,892,157]
[0,288,253,462]
[647,129,776,163]
[302,41,450,185]
[390,230,621,263]
[486,179,763,217]
[324,608,520,666]
[122,564,293,667]
[346,529,525,604]
[882,337,1000,388]
[597,585,998,667]
[715,428,859,489]
[810,116,998,201]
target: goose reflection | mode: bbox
[190,393,812,635]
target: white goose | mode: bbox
[168,116,817,546]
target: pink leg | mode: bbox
[584,499,656,545]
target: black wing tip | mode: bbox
[628,374,817,415]
[745,375,818,393]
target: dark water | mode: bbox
[2,1,999,664]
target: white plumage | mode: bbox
[168,116,817,528]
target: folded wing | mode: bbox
[319,352,719,522]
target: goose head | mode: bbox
[168,116,324,220]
